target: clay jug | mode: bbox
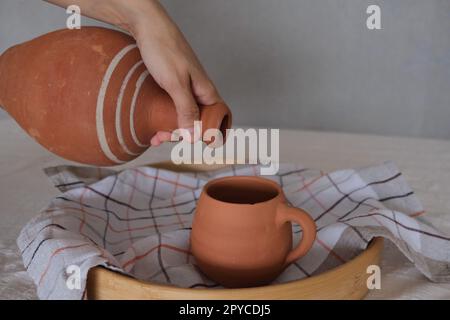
[0,27,231,166]
[191,176,317,288]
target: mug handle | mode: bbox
[276,203,317,265]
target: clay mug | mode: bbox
[191,176,317,288]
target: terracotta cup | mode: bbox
[191,176,317,288]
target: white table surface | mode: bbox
[1,116,450,299]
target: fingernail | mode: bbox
[157,131,173,141]
[190,123,202,143]
[171,130,181,141]
[150,135,160,146]
[182,127,194,143]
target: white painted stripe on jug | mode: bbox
[96,44,137,163]
[115,60,144,155]
[129,70,150,148]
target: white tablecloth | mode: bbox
[1,117,450,299]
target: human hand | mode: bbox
[46,0,223,145]
[128,0,223,145]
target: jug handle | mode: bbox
[276,204,317,266]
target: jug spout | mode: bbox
[198,102,232,141]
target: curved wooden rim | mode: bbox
[87,237,383,299]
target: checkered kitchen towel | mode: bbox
[17,162,450,299]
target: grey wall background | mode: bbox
[1,0,450,139]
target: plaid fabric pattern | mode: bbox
[17,162,450,299]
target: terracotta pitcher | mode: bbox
[0,27,231,166]
[191,176,317,288]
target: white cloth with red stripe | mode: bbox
[17,162,450,299]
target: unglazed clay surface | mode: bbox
[0,27,231,165]
[191,176,316,288]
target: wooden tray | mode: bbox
[86,162,383,300]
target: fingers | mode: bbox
[149,66,222,147]
[190,69,222,106]
[165,76,200,130]
[150,128,195,146]
[150,131,172,146]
